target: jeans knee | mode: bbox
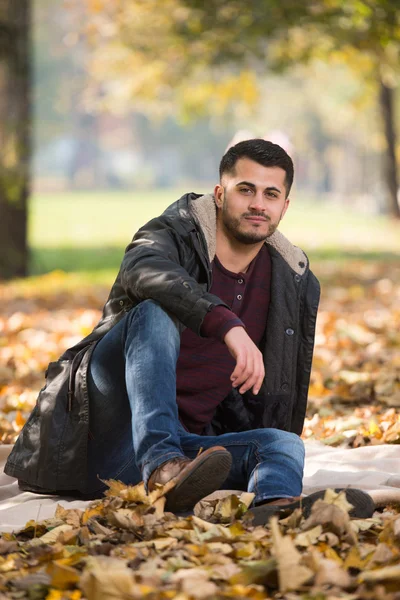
[128,300,180,351]
[258,428,304,460]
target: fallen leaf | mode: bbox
[47,560,80,589]
[295,525,323,547]
[55,505,82,528]
[302,500,357,544]
[80,557,138,600]
[360,564,400,582]
[314,557,352,588]
[270,517,314,592]
[28,524,73,546]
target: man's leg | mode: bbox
[178,426,304,503]
[85,300,231,504]
[178,427,375,521]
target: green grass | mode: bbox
[29,189,400,284]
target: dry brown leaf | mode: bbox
[359,564,400,582]
[107,508,144,530]
[103,478,176,506]
[294,525,323,547]
[28,524,73,546]
[314,558,352,588]
[302,500,357,544]
[368,543,395,565]
[55,504,83,528]
[270,517,314,592]
[80,557,138,600]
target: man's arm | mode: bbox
[120,217,227,335]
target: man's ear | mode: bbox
[281,197,290,220]
[214,184,224,208]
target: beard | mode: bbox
[221,204,280,245]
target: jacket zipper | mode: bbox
[67,347,88,412]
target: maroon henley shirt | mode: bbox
[176,244,271,433]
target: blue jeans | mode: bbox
[86,300,305,504]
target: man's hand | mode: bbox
[223,327,265,395]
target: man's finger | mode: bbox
[233,355,254,386]
[230,355,247,383]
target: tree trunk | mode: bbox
[379,77,400,219]
[0,0,31,279]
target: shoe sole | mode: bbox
[165,449,232,513]
[248,488,375,527]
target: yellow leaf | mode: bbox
[45,591,64,600]
[270,517,314,592]
[295,525,323,547]
[29,524,73,546]
[344,546,365,570]
[103,478,175,505]
[47,561,80,590]
[322,489,354,514]
[81,503,105,525]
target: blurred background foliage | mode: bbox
[0,0,400,446]
[0,0,399,279]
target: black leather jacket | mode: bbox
[5,192,320,492]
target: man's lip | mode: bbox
[244,216,268,222]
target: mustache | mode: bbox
[242,213,270,221]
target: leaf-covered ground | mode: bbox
[1,259,399,446]
[0,258,400,599]
[1,478,400,599]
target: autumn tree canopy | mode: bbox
[82,0,400,217]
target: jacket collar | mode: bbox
[189,193,308,276]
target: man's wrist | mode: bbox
[201,306,245,342]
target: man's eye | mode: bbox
[240,187,252,194]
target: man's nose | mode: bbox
[248,194,266,211]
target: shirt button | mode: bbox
[237,294,242,300]
[294,274,301,282]
[238,278,244,284]
[119,300,124,306]
[285,328,295,336]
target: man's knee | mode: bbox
[256,428,305,458]
[127,300,180,349]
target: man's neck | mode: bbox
[215,228,265,274]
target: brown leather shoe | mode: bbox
[148,456,191,490]
[148,446,232,513]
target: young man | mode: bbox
[5,139,373,521]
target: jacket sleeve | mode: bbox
[291,269,321,434]
[119,217,227,335]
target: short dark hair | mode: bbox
[219,138,294,197]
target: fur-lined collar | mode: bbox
[190,193,308,276]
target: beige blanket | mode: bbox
[1,441,399,533]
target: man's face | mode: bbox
[215,158,290,245]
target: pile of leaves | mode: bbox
[1,483,400,600]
